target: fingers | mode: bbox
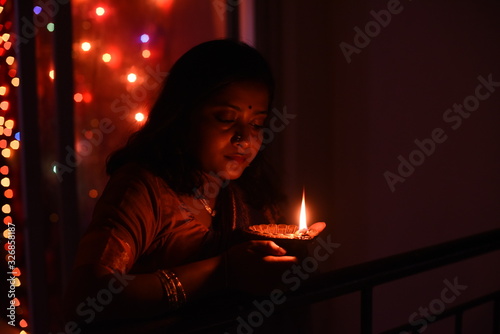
[262,255,297,263]
[248,240,287,256]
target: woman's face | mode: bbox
[190,81,270,180]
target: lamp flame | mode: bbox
[299,189,307,231]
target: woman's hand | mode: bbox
[225,240,297,295]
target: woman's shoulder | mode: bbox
[101,162,177,203]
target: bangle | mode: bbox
[156,269,187,311]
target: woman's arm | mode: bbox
[64,240,296,327]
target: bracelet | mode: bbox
[156,269,187,311]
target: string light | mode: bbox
[142,49,151,58]
[47,23,55,32]
[49,69,55,80]
[134,112,145,122]
[140,34,149,43]
[102,53,112,62]
[96,7,106,16]
[127,73,137,83]
[81,42,91,51]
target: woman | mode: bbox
[64,39,320,331]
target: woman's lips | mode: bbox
[225,155,248,164]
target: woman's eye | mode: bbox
[216,117,236,123]
[251,123,265,129]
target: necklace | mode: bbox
[198,197,216,217]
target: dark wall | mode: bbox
[256,0,500,332]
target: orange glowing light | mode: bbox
[127,73,137,83]
[102,53,112,62]
[96,7,106,16]
[0,140,7,148]
[49,69,55,79]
[1,177,10,187]
[81,42,91,51]
[12,267,21,276]
[0,86,6,95]
[299,189,308,230]
[13,298,20,307]
[2,148,11,158]
[5,119,14,129]
[88,189,98,198]
[142,49,151,58]
[20,319,28,328]
[2,204,11,214]
[74,93,83,103]
[4,189,13,198]
[0,101,8,110]
[83,92,92,103]
[11,77,19,87]
[10,140,19,150]
[134,112,145,122]
[4,216,12,224]
[0,165,8,174]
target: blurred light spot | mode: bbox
[0,101,9,110]
[1,177,10,187]
[3,229,11,238]
[140,34,149,43]
[2,204,11,214]
[12,267,21,276]
[0,86,6,95]
[127,73,137,83]
[3,41,11,50]
[0,166,8,174]
[10,140,19,150]
[49,69,55,80]
[6,56,14,65]
[14,277,20,287]
[0,116,3,125]
[8,69,16,77]
[142,49,151,58]
[102,53,111,62]
[34,6,42,14]
[2,148,11,158]
[4,216,12,224]
[15,132,20,141]
[13,298,20,307]
[83,92,92,103]
[4,189,13,198]
[47,22,55,32]
[74,93,83,103]
[135,112,145,122]
[0,140,6,148]
[20,319,28,328]
[2,33,10,42]
[89,189,99,198]
[96,7,105,16]
[11,77,20,87]
[5,119,14,129]
[81,42,91,51]
[3,128,11,137]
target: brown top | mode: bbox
[73,163,276,275]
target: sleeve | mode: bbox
[73,165,163,274]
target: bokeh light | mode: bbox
[127,73,137,83]
[96,7,106,16]
[81,42,91,51]
[102,53,112,62]
[135,112,145,122]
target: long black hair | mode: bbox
[106,39,284,210]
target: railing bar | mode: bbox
[361,287,373,334]
[379,291,499,334]
[454,311,463,334]
[493,295,500,334]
